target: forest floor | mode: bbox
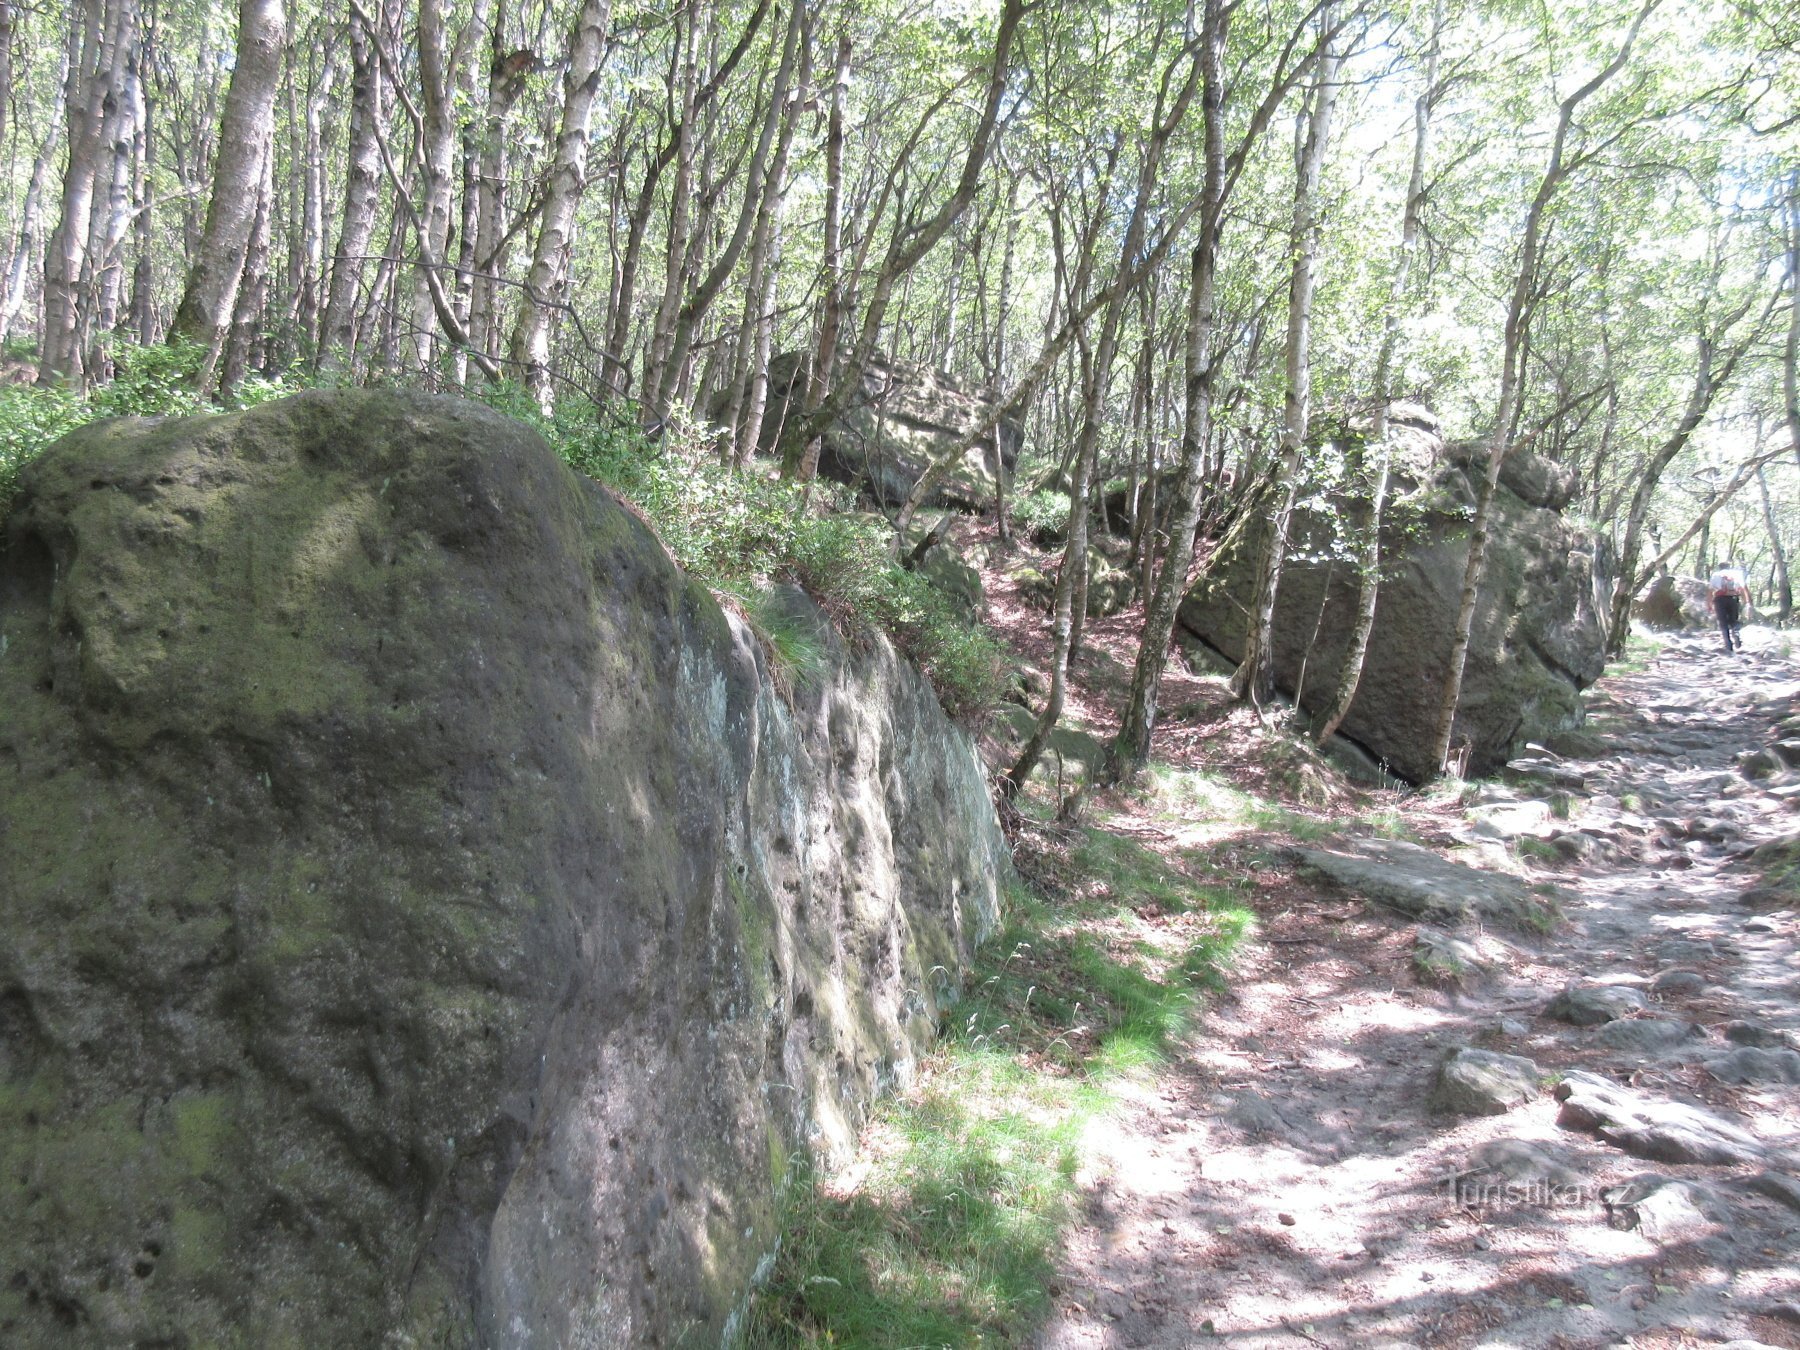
[980,553,1800,1349]
[754,527,1800,1349]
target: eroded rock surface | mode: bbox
[1430,1047,1541,1116]
[1177,405,1611,781]
[1555,1071,1770,1166]
[1292,836,1558,931]
[750,350,1020,510]
[0,391,1008,1348]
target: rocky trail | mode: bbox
[1036,627,1800,1350]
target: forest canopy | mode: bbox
[1,0,1796,771]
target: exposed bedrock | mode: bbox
[0,390,1007,1347]
[747,350,1021,511]
[1178,410,1611,782]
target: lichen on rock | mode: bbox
[0,389,1009,1348]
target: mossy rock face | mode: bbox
[1178,429,1611,783]
[0,390,1008,1348]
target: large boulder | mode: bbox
[1178,410,1610,782]
[1633,573,1713,629]
[748,350,1021,511]
[0,391,1008,1348]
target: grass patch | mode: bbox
[1609,632,1664,676]
[1515,836,1562,865]
[748,821,1255,1346]
[717,580,832,694]
[747,1047,1088,1348]
[1138,763,1416,845]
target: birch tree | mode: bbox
[168,0,287,388]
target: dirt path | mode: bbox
[1037,628,1800,1350]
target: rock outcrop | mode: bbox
[1178,406,1611,781]
[1632,572,1760,632]
[1633,573,1715,630]
[749,351,1021,510]
[0,391,1008,1348]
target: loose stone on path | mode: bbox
[1429,1047,1541,1116]
[1291,836,1560,931]
[1554,1070,1769,1166]
[1546,980,1648,1025]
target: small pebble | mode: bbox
[1278,1212,1296,1226]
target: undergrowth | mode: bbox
[476,382,1007,718]
[746,819,1254,1346]
[0,348,1005,719]
[1139,762,1416,844]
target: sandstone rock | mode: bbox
[1632,573,1714,630]
[1596,1018,1706,1054]
[1601,1175,1723,1240]
[1413,926,1506,984]
[1011,544,1136,620]
[987,702,1105,784]
[1469,799,1555,840]
[1649,969,1707,997]
[1548,982,1650,1026]
[1748,1171,1800,1212]
[1740,748,1785,780]
[1554,1071,1767,1165]
[1470,1138,1585,1187]
[1704,1047,1800,1085]
[1430,1047,1542,1116]
[1441,437,1580,510]
[0,392,1009,1348]
[1725,1020,1794,1050]
[1177,420,1610,783]
[1293,837,1559,931]
[749,350,1021,510]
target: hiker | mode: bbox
[1708,559,1750,653]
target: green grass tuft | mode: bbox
[748,831,1255,1346]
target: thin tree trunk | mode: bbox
[729,8,811,464]
[641,7,703,408]
[1756,464,1792,622]
[1785,170,1800,488]
[318,0,388,373]
[1314,0,1439,745]
[84,12,143,370]
[506,0,611,408]
[169,0,287,390]
[1429,0,1655,777]
[789,28,853,482]
[1635,442,1796,582]
[1107,0,1332,781]
[0,1,12,156]
[468,14,528,364]
[1004,31,1200,798]
[655,0,804,415]
[1232,23,1340,707]
[790,0,1029,461]
[1604,286,1769,654]
[220,150,274,389]
[292,45,330,358]
[2,78,64,346]
[411,0,488,374]
[990,167,1021,542]
[39,0,129,386]
[129,10,156,345]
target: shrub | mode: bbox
[0,359,1004,721]
[472,384,1005,719]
